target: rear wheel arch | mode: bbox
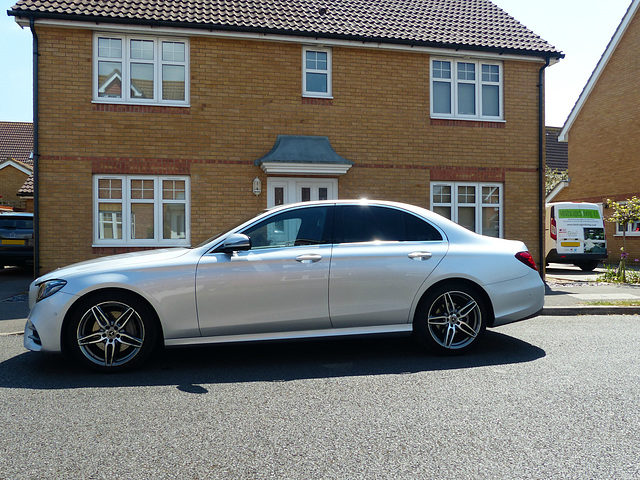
[415,279,495,325]
[413,279,494,354]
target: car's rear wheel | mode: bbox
[64,293,158,372]
[414,284,486,354]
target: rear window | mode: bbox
[0,217,33,230]
[334,205,442,243]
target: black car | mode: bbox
[0,212,34,268]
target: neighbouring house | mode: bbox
[544,126,568,202]
[8,0,562,274]
[545,126,568,172]
[557,0,640,264]
[0,121,33,212]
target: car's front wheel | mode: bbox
[414,284,487,354]
[64,292,158,372]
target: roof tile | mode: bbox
[10,0,562,56]
[0,122,33,167]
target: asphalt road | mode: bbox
[1,314,639,480]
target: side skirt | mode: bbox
[165,324,413,347]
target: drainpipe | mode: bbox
[538,56,551,280]
[30,17,40,278]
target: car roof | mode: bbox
[0,212,33,217]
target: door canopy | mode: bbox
[255,135,353,176]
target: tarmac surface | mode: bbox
[0,263,639,336]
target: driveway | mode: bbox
[0,266,32,329]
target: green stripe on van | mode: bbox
[558,209,600,219]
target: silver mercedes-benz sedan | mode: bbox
[25,200,544,372]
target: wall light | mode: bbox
[253,177,262,196]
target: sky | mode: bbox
[0,0,634,126]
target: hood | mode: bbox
[37,248,192,283]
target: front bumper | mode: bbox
[23,290,76,353]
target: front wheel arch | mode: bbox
[61,288,164,371]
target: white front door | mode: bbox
[267,177,337,207]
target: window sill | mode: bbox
[430,117,505,128]
[614,233,640,237]
[92,102,191,114]
[302,96,333,106]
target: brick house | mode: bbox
[8,0,562,274]
[0,121,33,211]
[557,0,640,263]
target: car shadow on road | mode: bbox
[0,331,545,391]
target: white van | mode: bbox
[545,202,607,271]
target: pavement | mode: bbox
[0,263,638,337]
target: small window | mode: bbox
[334,205,442,244]
[303,47,332,98]
[431,58,503,121]
[242,206,332,249]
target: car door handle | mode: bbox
[408,251,432,261]
[295,254,323,264]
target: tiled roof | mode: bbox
[0,122,33,167]
[9,0,562,57]
[18,174,34,197]
[545,126,568,171]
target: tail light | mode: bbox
[515,251,538,271]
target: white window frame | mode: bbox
[93,175,191,246]
[430,182,504,237]
[615,220,640,237]
[302,46,332,99]
[267,177,337,208]
[93,33,190,106]
[430,58,503,121]
[608,200,640,236]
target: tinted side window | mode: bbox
[242,206,332,249]
[334,206,442,243]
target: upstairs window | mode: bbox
[93,33,189,106]
[431,59,503,120]
[303,47,332,98]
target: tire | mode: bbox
[576,261,599,272]
[414,284,487,355]
[64,292,158,372]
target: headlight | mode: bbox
[36,280,67,303]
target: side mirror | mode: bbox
[220,233,251,253]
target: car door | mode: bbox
[195,205,333,337]
[329,204,449,328]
